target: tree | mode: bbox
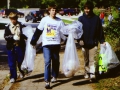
[0,0,120,9]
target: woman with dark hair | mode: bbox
[4,12,27,83]
[78,1,106,82]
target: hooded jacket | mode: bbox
[78,13,105,49]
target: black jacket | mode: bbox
[4,22,27,51]
[78,13,105,49]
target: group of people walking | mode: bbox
[4,1,106,89]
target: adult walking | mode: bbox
[78,1,105,81]
[30,4,67,88]
[4,12,27,83]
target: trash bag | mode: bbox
[98,42,120,74]
[21,25,36,74]
[60,20,83,39]
[63,33,80,77]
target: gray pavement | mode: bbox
[0,30,9,90]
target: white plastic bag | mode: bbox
[60,20,83,39]
[21,25,36,73]
[62,33,80,77]
[99,42,120,70]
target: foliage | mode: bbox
[93,7,100,16]
[0,0,120,9]
[111,6,119,19]
[103,20,120,51]
[79,0,87,11]
[94,17,120,90]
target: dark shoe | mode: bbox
[45,82,50,89]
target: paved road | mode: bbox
[0,30,8,70]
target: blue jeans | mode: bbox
[43,45,60,82]
[101,18,104,25]
[7,46,25,79]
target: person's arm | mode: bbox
[4,25,14,42]
[30,18,45,46]
[30,27,43,46]
[77,16,84,43]
[98,18,105,44]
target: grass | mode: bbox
[71,18,78,20]
[62,19,73,24]
[92,72,120,90]
[0,74,10,90]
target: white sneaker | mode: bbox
[51,77,57,83]
[84,74,89,79]
[45,82,50,89]
[19,73,24,79]
[10,78,15,83]
[90,74,95,79]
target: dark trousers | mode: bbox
[7,46,25,79]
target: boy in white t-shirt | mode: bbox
[30,5,67,89]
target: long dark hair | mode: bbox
[84,1,94,10]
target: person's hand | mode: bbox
[63,39,67,45]
[32,45,36,49]
[101,42,106,46]
[30,41,36,49]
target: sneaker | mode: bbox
[89,74,96,82]
[84,73,89,79]
[51,77,57,83]
[19,73,24,79]
[10,78,15,83]
[90,74,95,79]
[45,82,50,89]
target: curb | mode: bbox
[3,82,13,90]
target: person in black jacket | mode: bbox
[78,1,105,81]
[4,12,27,83]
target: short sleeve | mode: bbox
[37,18,45,30]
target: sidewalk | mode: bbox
[0,30,10,90]
[3,47,94,90]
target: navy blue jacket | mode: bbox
[78,13,105,49]
[4,22,27,51]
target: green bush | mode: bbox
[103,20,120,51]
[111,6,119,20]
[93,8,100,16]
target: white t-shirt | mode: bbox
[37,16,66,46]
